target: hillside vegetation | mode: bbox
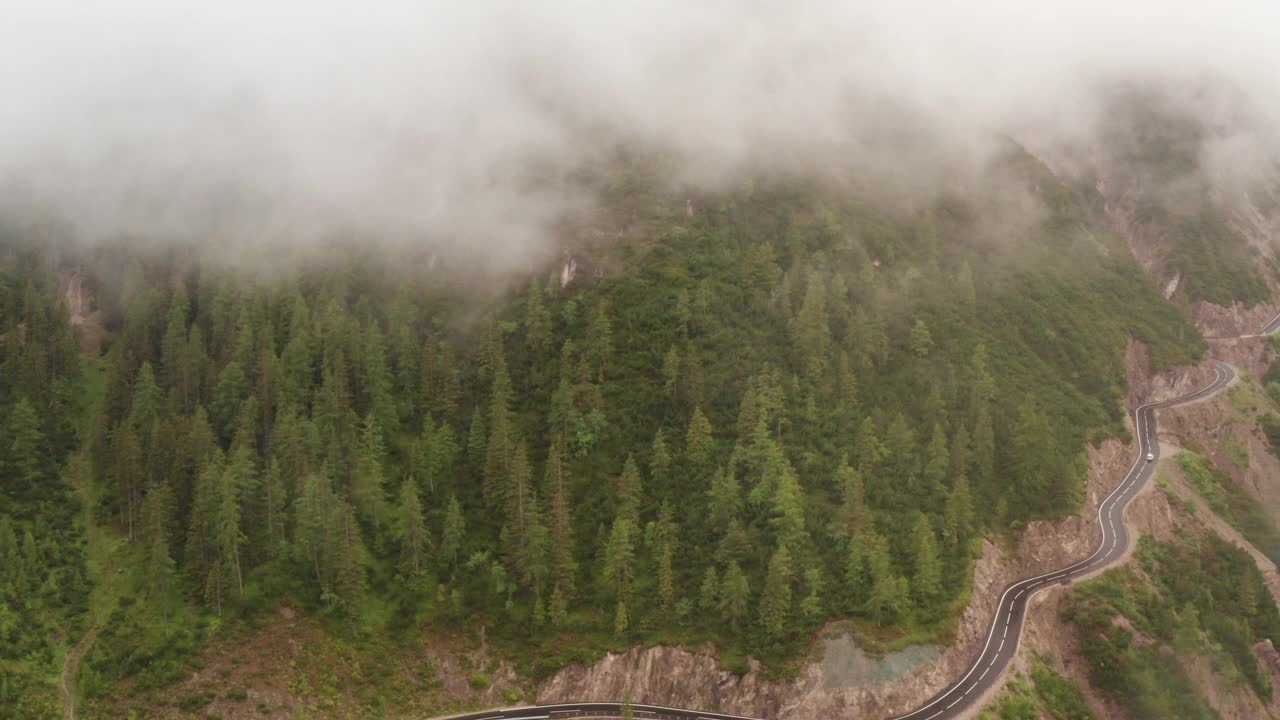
[0,250,93,717]
[0,142,1211,715]
[1065,533,1280,718]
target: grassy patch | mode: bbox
[1178,451,1280,565]
[1065,534,1280,714]
[978,661,1095,720]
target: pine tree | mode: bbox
[613,599,629,637]
[211,361,248,443]
[545,440,576,601]
[662,345,680,398]
[909,319,934,358]
[949,425,971,484]
[716,517,751,565]
[234,302,258,372]
[882,413,918,496]
[943,474,974,550]
[686,406,714,470]
[231,395,260,455]
[654,501,677,612]
[616,454,643,527]
[112,421,144,542]
[483,358,515,507]
[910,516,942,606]
[388,291,419,418]
[549,584,569,628]
[601,519,635,604]
[523,496,551,598]
[923,423,949,502]
[970,405,995,495]
[854,416,883,479]
[525,281,551,355]
[699,566,720,612]
[718,560,750,630]
[130,362,163,439]
[141,480,178,632]
[207,450,249,613]
[790,272,831,381]
[4,398,45,509]
[261,459,287,554]
[503,441,533,571]
[359,322,399,438]
[294,473,331,586]
[586,301,612,382]
[466,405,486,471]
[865,533,909,625]
[735,386,761,441]
[161,287,191,405]
[1010,397,1054,515]
[968,343,996,421]
[279,330,315,410]
[834,458,866,539]
[186,449,224,588]
[836,351,859,432]
[548,340,576,437]
[769,462,805,552]
[674,287,692,339]
[313,352,356,483]
[440,495,466,570]
[800,566,825,621]
[650,428,671,494]
[759,544,794,641]
[331,498,365,611]
[708,465,742,529]
[397,480,428,576]
[353,413,388,528]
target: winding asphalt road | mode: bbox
[888,359,1233,720]
[440,702,763,720]
[439,353,1242,720]
[1261,308,1280,336]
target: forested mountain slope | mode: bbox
[0,132,1233,718]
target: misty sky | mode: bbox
[2,1,1277,264]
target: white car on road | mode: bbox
[1146,452,1155,461]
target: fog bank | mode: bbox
[2,1,1278,267]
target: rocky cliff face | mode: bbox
[538,343,1208,720]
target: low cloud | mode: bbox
[1,1,1277,268]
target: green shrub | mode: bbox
[467,673,491,691]
[177,691,216,711]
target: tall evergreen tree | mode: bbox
[790,272,831,381]
[686,406,714,470]
[396,480,428,576]
[483,358,515,507]
[911,516,942,606]
[4,398,45,509]
[440,494,466,571]
[718,560,750,630]
[759,544,794,641]
[616,454,643,527]
[650,428,671,495]
[545,440,576,601]
[653,501,677,612]
[601,519,635,604]
[698,566,720,612]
